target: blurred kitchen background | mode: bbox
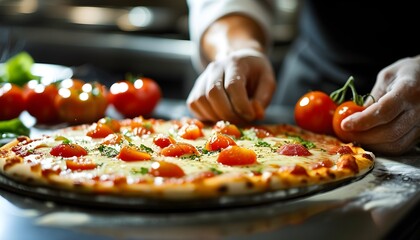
[0,0,300,99]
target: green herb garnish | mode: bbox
[287,135,316,149]
[98,145,119,157]
[131,167,149,175]
[140,144,153,154]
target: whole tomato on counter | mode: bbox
[108,77,161,118]
[294,91,337,135]
[54,79,109,124]
[23,80,60,124]
[0,83,25,120]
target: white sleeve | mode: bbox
[187,0,273,71]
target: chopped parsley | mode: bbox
[255,141,271,148]
[140,144,153,154]
[131,167,149,175]
[286,135,316,149]
[98,145,119,157]
[181,154,201,161]
[209,167,223,175]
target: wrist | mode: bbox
[215,47,266,61]
[201,14,267,63]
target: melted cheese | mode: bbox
[16,121,340,182]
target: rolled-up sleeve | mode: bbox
[187,0,273,71]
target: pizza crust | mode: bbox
[0,119,375,201]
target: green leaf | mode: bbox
[0,118,30,138]
[286,135,316,149]
[2,52,40,87]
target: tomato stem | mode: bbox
[125,73,144,83]
[330,76,364,106]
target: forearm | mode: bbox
[201,14,267,64]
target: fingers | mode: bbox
[187,68,219,121]
[340,101,420,155]
[224,65,255,121]
[224,56,276,121]
[342,92,402,131]
[363,124,420,155]
[364,69,394,106]
[187,62,247,124]
[187,53,275,124]
[253,70,276,108]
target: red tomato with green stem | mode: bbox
[108,77,162,118]
[0,83,25,120]
[330,76,370,142]
[294,91,337,135]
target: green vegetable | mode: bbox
[0,118,30,139]
[98,145,119,158]
[0,52,40,87]
[286,135,316,149]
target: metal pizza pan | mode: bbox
[0,167,373,212]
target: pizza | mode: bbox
[0,116,375,201]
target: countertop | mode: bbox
[1,99,419,240]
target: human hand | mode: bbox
[341,55,420,155]
[187,48,276,124]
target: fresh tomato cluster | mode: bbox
[0,76,162,125]
[294,76,369,142]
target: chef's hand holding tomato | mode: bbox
[338,55,420,155]
[186,15,276,124]
[294,56,420,155]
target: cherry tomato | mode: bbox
[160,142,199,157]
[213,121,242,138]
[294,91,337,135]
[117,146,151,161]
[0,83,25,120]
[217,146,257,166]
[50,143,88,157]
[178,124,204,140]
[55,80,108,124]
[58,78,85,90]
[149,161,185,178]
[153,134,176,148]
[333,101,366,142]
[205,133,236,151]
[65,158,97,171]
[98,117,121,132]
[23,81,59,124]
[86,123,114,138]
[108,77,161,118]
